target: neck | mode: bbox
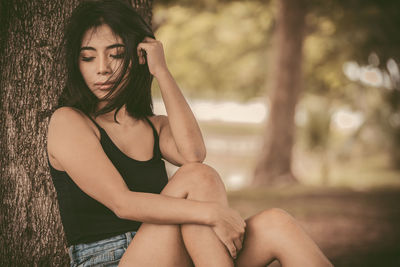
[95,103,136,125]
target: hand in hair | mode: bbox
[137,37,169,78]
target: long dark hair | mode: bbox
[58,0,155,122]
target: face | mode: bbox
[79,24,128,99]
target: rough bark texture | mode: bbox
[129,0,153,26]
[0,0,152,266]
[253,0,307,186]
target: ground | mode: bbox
[228,186,400,267]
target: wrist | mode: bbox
[204,202,218,226]
[154,67,171,80]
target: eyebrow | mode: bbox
[80,43,125,52]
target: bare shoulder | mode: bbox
[48,107,94,135]
[47,107,98,155]
[49,106,85,124]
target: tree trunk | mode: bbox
[253,0,307,186]
[129,0,153,26]
[0,1,153,265]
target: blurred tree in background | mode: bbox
[154,0,400,185]
[253,0,307,186]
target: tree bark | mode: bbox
[0,0,153,265]
[253,0,307,186]
[129,0,153,26]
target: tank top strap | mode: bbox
[86,114,103,132]
[144,117,161,158]
[86,114,161,159]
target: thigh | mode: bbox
[234,211,277,267]
[236,209,332,267]
[118,168,196,267]
[118,223,193,267]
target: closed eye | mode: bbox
[81,57,94,62]
[110,53,124,59]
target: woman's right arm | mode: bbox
[47,107,237,228]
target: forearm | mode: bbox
[155,69,206,161]
[116,190,214,226]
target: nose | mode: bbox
[97,55,112,75]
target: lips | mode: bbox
[95,82,115,90]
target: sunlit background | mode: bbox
[149,1,400,265]
[151,1,400,191]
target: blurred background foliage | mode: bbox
[153,1,273,100]
[151,0,400,189]
[150,2,400,264]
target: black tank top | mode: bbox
[48,115,169,246]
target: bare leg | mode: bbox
[118,174,193,267]
[235,209,333,267]
[118,223,192,267]
[177,163,234,267]
[120,163,332,267]
[119,163,233,267]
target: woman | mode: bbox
[47,0,333,266]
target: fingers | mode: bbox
[229,211,246,259]
[234,237,243,253]
[233,226,245,259]
[213,206,247,260]
[136,43,147,65]
[143,36,156,42]
[225,236,243,259]
[136,42,149,65]
[239,232,244,244]
[136,48,145,64]
[227,227,245,259]
[136,38,162,65]
[225,240,237,259]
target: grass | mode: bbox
[177,119,400,266]
[227,185,400,267]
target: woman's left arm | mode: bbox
[137,37,206,165]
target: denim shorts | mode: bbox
[68,231,136,267]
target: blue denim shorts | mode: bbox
[68,231,136,267]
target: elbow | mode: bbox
[114,206,126,220]
[111,192,129,219]
[195,148,206,163]
[184,147,206,163]
[113,204,126,220]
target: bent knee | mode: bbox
[179,162,218,177]
[168,163,227,202]
[248,208,296,234]
[161,163,224,196]
[177,163,224,188]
